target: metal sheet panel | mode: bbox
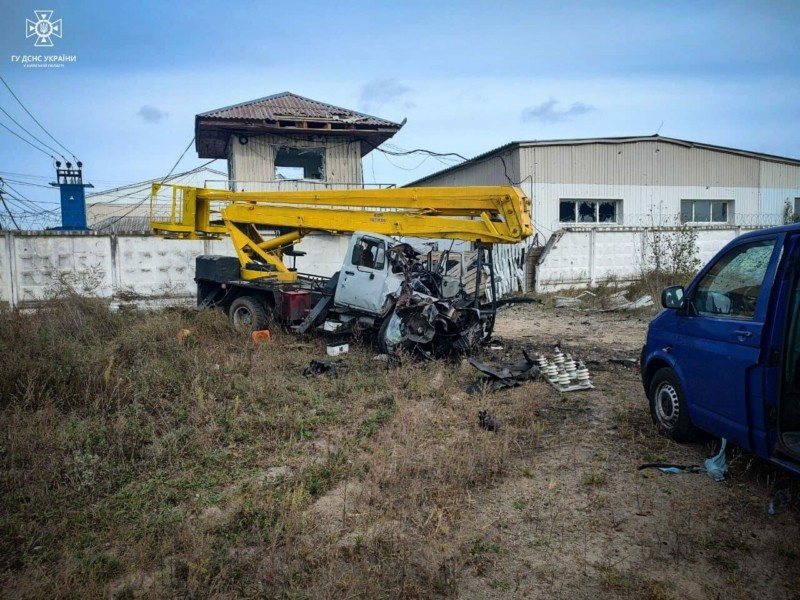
[518,141,762,187]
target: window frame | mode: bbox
[680,199,733,224]
[558,198,622,225]
[274,146,326,181]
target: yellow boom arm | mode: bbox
[150,184,532,282]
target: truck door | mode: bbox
[672,235,780,449]
[335,235,395,315]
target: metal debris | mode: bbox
[554,290,653,311]
[467,349,541,394]
[303,359,349,378]
[478,410,497,432]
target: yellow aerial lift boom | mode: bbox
[150,183,532,353]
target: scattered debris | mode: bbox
[467,349,541,394]
[467,347,593,394]
[537,347,594,392]
[637,438,728,481]
[609,357,638,368]
[251,329,271,345]
[303,359,349,378]
[326,342,349,356]
[768,488,792,515]
[554,290,596,308]
[704,438,728,481]
[553,290,653,311]
[478,410,497,432]
[176,328,193,344]
[604,291,653,311]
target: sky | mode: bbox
[0,0,799,222]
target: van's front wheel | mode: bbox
[648,367,699,442]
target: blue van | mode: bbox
[641,224,800,475]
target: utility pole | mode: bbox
[0,187,20,230]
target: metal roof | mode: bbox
[196,92,403,159]
[406,135,800,186]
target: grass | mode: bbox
[2,293,797,599]
[0,296,517,598]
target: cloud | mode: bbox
[137,105,169,124]
[359,79,413,113]
[521,99,594,123]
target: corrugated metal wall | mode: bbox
[416,140,800,239]
[228,133,363,187]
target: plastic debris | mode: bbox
[303,359,349,378]
[704,438,728,482]
[637,438,728,481]
[768,488,792,515]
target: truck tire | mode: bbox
[648,367,699,442]
[229,296,270,333]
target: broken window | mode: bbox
[274,147,325,180]
[680,200,732,224]
[559,199,621,224]
[351,237,386,270]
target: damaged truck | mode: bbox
[150,184,532,354]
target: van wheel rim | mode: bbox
[655,383,680,428]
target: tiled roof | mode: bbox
[198,92,400,128]
[195,92,403,159]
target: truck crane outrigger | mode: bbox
[150,184,532,354]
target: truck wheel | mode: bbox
[229,296,270,332]
[648,367,699,442]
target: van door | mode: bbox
[766,234,800,461]
[672,236,780,449]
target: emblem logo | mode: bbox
[26,10,62,47]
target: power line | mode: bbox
[161,137,196,183]
[0,177,52,189]
[0,74,77,160]
[0,119,57,159]
[98,140,206,231]
[0,106,67,162]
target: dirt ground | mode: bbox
[456,301,800,599]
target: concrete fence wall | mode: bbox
[0,232,351,308]
[533,225,761,292]
[0,225,764,308]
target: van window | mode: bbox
[692,239,776,319]
[785,272,800,391]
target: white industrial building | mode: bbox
[408,136,800,290]
[409,136,800,236]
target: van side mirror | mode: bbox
[661,286,685,309]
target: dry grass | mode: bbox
[0,297,519,598]
[2,297,800,599]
